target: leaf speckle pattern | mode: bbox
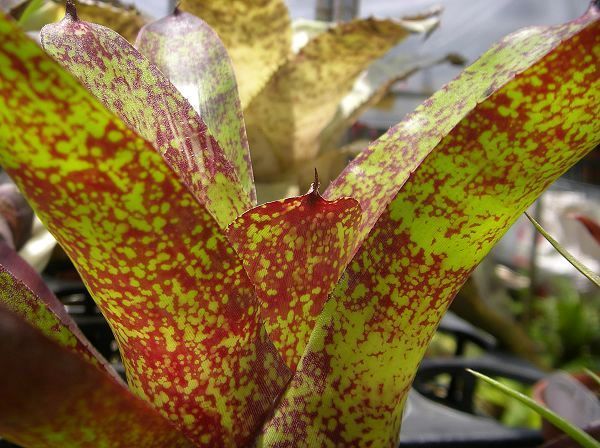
[0,15,290,446]
[261,8,599,447]
[41,13,250,228]
[228,186,362,369]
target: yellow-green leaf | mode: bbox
[0,14,289,445]
[261,5,600,446]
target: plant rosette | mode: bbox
[0,0,598,447]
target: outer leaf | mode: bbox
[41,7,250,228]
[261,6,599,447]
[0,304,195,448]
[574,214,600,245]
[526,212,600,287]
[244,15,439,180]
[227,179,362,369]
[136,10,256,205]
[179,0,292,108]
[0,243,115,376]
[0,15,290,446]
[468,369,600,448]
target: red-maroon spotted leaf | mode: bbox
[41,6,250,228]
[0,243,117,378]
[227,177,362,368]
[261,5,600,446]
[0,304,194,448]
[0,179,32,249]
[136,10,256,205]
[0,14,290,446]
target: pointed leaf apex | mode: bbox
[65,0,78,21]
[173,2,182,16]
[310,168,321,196]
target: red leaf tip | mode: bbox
[65,0,78,21]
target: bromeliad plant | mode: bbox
[0,1,598,447]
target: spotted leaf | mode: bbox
[0,243,116,377]
[261,5,600,446]
[179,0,292,108]
[227,177,362,369]
[0,14,290,446]
[244,14,440,180]
[41,6,250,228]
[0,304,195,448]
[136,10,256,205]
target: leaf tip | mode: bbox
[65,0,78,21]
[310,168,321,197]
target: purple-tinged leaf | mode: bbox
[41,6,251,227]
[0,304,195,448]
[0,180,32,249]
[136,10,256,205]
[0,242,120,379]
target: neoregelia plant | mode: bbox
[0,1,598,447]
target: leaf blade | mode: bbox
[227,182,362,369]
[136,10,256,205]
[0,304,195,448]
[41,11,250,227]
[0,242,118,378]
[245,15,439,180]
[179,0,292,107]
[526,212,600,287]
[0,14,290,445]
[262,6,600,446]
[467,369,600,448]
